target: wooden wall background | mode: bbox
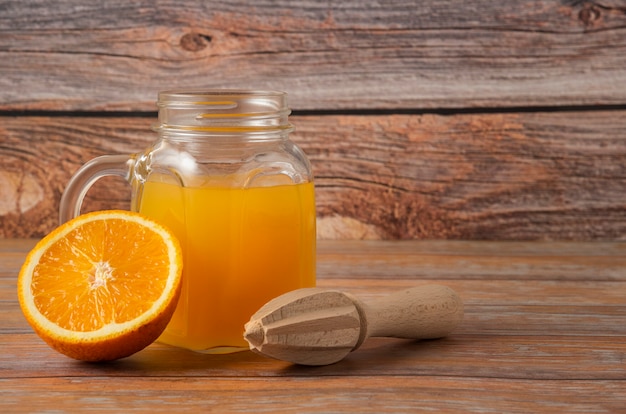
[1,0,625,240]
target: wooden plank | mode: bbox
[1,0,626,110]
[2,376,623,413]
[316,241,626,281]
[0,238,36,252]
[316,239,626,257]
[1,111,625,239]
[2,332,625,380]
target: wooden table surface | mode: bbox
[2,238,625,412]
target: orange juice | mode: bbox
[138,177,316,352]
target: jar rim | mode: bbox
[158,89,287,104]
[156,89,292,135]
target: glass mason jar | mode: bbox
[59,90,316,353]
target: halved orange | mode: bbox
[17,210,183,361]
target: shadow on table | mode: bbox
[68,336,463,377]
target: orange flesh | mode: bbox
[31,219,171,332]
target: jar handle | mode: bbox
[59,154,136,224]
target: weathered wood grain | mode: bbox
[315,240,626,281]
[2,0,626,240]
[1,0,626,110]
[2,377,623,413]
[1,112,625,239]
[1,239,625,412]
[5,331,626,380]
